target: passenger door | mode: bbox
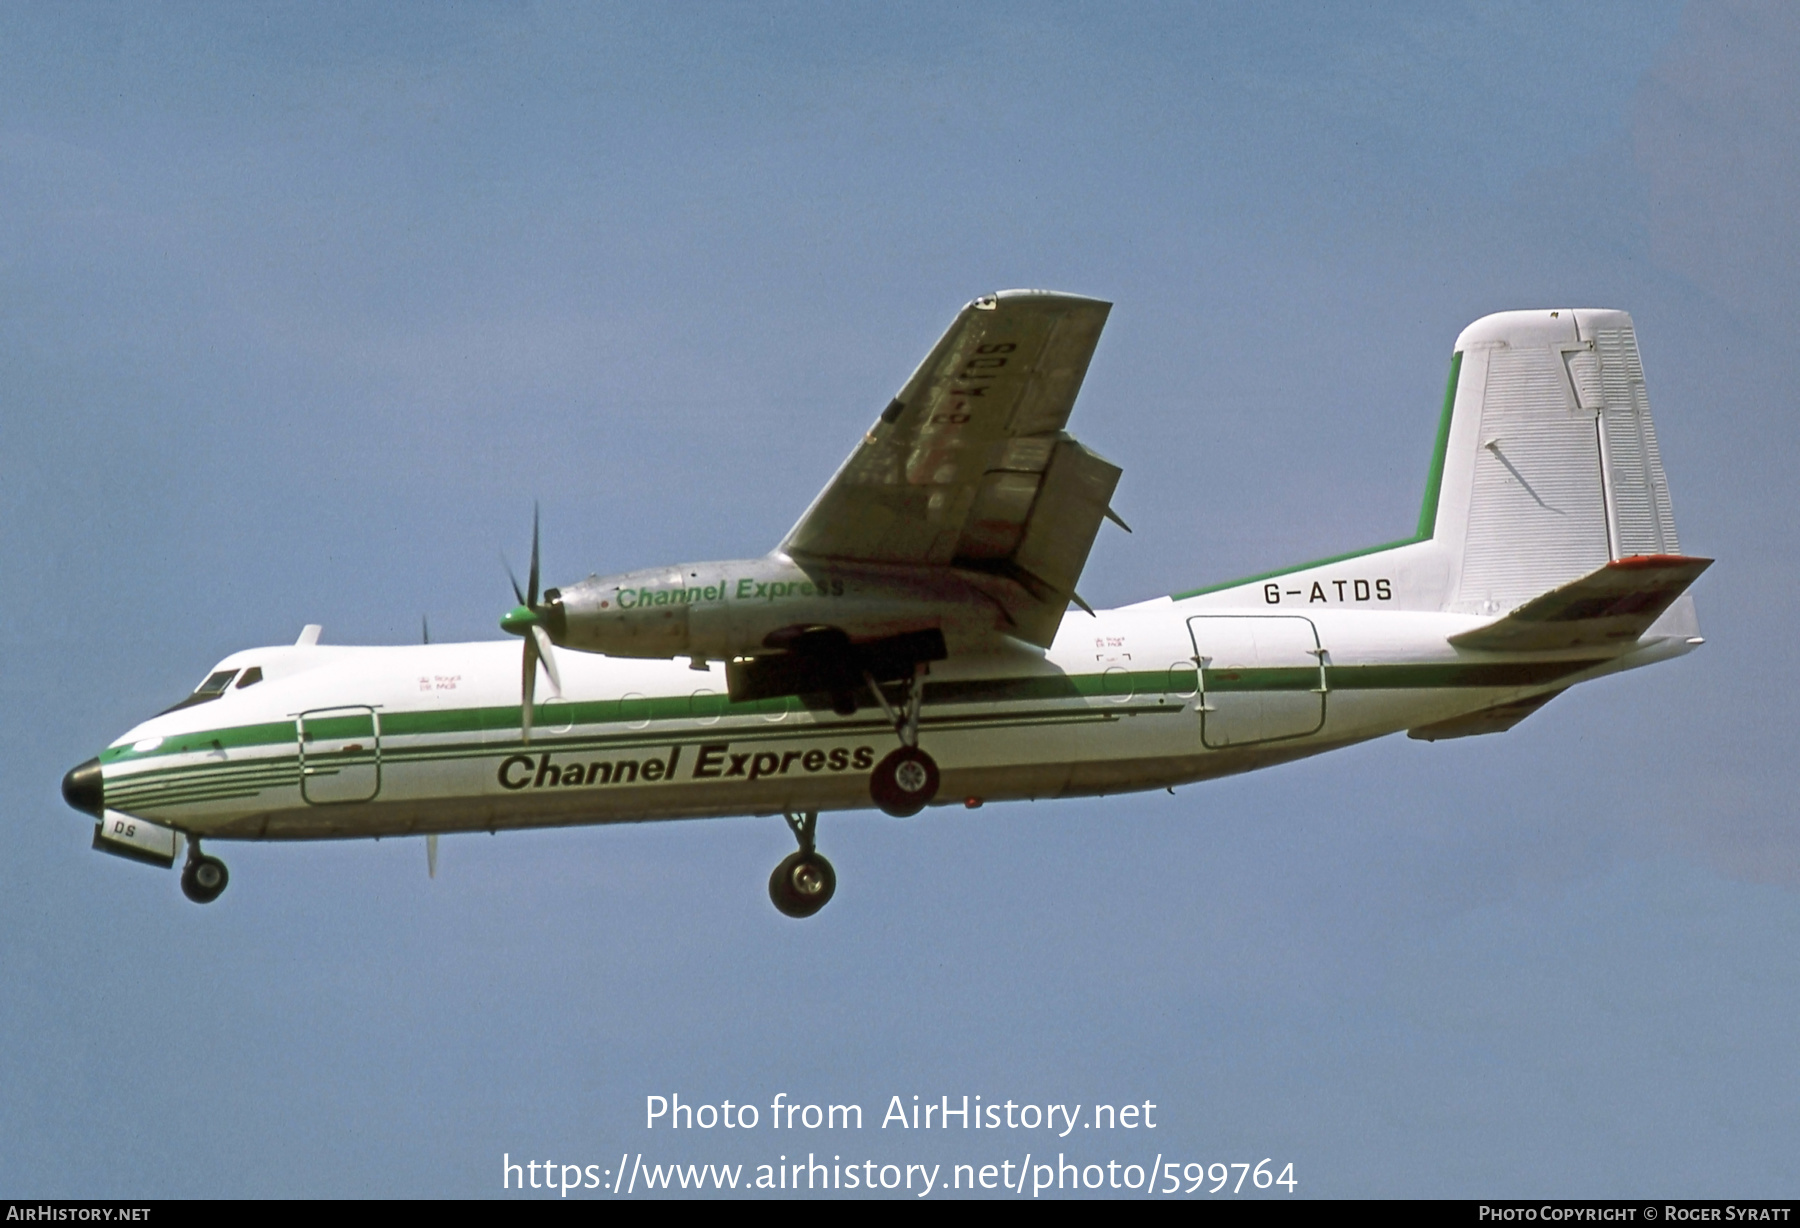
[298,706,382,803]
[1186,616,1326,748]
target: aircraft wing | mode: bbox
[780,290,1119,647]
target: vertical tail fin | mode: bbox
[1168,309,1689,619]
[1431,310,1682,614]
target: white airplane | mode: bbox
[63,292,1709,917]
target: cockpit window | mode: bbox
[235,666,263,689]
[197,670,238,695]
[157,668,242,715]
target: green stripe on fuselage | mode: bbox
[102,656,1603,775]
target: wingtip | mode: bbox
[984,288,1113,309]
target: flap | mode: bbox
[962,437,1123,647]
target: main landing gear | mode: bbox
[770,811,836,919]
[180,838,229,905]
[864,663,939,817]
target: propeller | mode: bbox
[499,505,564,742]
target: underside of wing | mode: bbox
[781,290,1119,647]
[1448,554,1712,652]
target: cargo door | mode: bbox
[298,706,381,803]
[1187,616,1325,748]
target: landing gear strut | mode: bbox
[180,838,229,904]
[864,663,939,817]
[769,811,836,919]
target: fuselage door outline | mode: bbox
[1186,615,1328,749]
[297,705,382,804]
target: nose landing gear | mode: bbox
[180,839,229,904]
[769,811,836,918]
[864,663,939,817]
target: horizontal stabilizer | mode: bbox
[1408,689,1564,742]
[1448,555,1711,652]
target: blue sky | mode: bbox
[4,1,1796,1197]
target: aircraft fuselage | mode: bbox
[82,595,1695,844]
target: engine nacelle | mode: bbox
[548,555,1000,663]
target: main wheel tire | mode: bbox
[768,850,836,918]
[181,855,229,904]
[869,746,939,817]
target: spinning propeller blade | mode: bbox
[528,504,541,608]
[521,629,539,741]
[501,504,562,743]
[531,624,562,694]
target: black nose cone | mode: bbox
[62,757,103,817]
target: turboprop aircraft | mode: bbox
[62,292,1709,917]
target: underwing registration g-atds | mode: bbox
[63,292,1710,917]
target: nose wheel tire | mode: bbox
[181,854,229,904]
[870,746,939,817]
[769,850,836,918]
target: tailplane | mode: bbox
[1448,553,1710,651]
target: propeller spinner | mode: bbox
[499,506,566,742]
